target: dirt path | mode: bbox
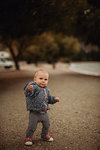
[0,69,100,150]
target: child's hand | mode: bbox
[54,97,60,102]
[27,84,33,91]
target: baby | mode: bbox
[24,69,60,146]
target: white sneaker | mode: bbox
[47,137,54,142]
[42,133,54,142]
[25,138,33,146]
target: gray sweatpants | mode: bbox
[26,111,50,138]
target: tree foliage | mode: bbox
[73,0,100,47]
[0,0,100,69]
[23,45,42,65]
[22,32,80,66]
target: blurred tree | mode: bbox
[0,0,35,69]
[0,0,68,69]
[72,49,87,61]
[23,45,43,66]
[43,41,60,68]
[0,0,100,70]
[61,36,80,58]
[73,0,100,48]
[55,34,80,62]
[33,33,60,68]
[33,33,80,65]
[87,0,100,8]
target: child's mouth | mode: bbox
[40,84,45,87]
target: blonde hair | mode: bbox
[34,69,49,79]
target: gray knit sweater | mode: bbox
[24,81,56,112]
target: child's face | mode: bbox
[34,71,49,88]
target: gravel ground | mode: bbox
[0,65,100,150]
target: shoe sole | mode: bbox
[43,137,54,142]
[25,142,33,146]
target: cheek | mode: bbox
[37,80,41,83]
[34,77,36,82]
[46,81,48,84]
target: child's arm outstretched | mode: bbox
[27,84,34,91]
[54,97,60,102]
[24,83,35,97]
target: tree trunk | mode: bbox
[52,62,56,69]
[7,44,20,70]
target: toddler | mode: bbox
[24,69,60,145]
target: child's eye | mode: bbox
[45,79,48,81]
[39,78,43,80]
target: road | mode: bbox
[0,69,100,150]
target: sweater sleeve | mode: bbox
[24,82,37,97]
[47,88,56,104]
